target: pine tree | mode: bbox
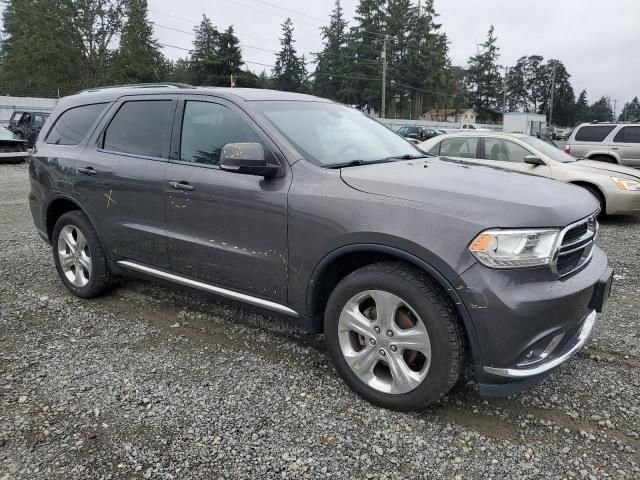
[618,96,640,121]
[575,89,590,123]
[590,96,613,122]
[538,59,576,126]
[400,0,450,118]
[216,26,244,86]
[465,25,503,122]
[313,0,348,101]
[341,0,386,112]
[190,15,220,85]
[113,0,165,84]
[272,18,307,92]
[1,0,125,95]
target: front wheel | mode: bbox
[324,262,465,411]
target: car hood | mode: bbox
[340,157,598,228]
[565,159,640,179]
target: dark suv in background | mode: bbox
[29,84,613,410]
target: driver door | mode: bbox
[164,96,291,303]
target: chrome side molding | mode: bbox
[117,260,298,316]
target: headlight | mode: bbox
[469,229,560,269]
[611,177,640,191]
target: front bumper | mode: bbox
[604,188,640,215]
[456,245,612,396]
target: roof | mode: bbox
[433,131,529,138]
[60,84,332,110]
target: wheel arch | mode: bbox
[585,152,620,164]
[569,181,606,213]
[306,244,482,366]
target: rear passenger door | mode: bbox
[79,95,177,269]
[610,126,640,166]
[164,96,290,303]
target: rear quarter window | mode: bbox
[574,125,615,142]
[46,103,109,145]
[613,126,640,143]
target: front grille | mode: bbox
[562,222,588,245]
[555,216,597,277]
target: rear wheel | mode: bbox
[324,262,465,411]
[52,211,113,298]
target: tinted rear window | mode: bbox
[613,126,640,143]
[103,100,174,158]
[46,103,108,145]
[574,125,615,142]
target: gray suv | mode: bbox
[29,85,613,411]
[565,122,640,166]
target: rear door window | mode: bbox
[485,138,531,162]
[613,126,640,143]
[574,125,615,142]
[46,103,108,145]
[103,100,174,158]
[439,137,479,158]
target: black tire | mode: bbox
[52,210,113,298]
[580,184,606,217]
[324,262,465,411]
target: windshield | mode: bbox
[0,127,21,141]
[521,136,576,163]
[252,101,422,166]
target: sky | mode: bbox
[0,0,637,111]
[148,0,639,113]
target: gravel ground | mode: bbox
[1,162,638,479]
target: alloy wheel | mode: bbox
[337,290,432,394]
[57,225,92,288]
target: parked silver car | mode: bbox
[565,123,640,167]
[419,132,640,215]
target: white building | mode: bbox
[503,112,547,135]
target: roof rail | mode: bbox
[76,83,194,94]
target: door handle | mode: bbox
[611,147,618,150]
[78,167,97,176]
[169,181,195,191]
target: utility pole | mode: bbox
[381,36,388,119]
[502,66,508,114]
[548,63,557,129]
[230,74,236,88]
[613,99,617,121]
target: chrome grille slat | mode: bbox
[553,215,597,277]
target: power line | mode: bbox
[158,42,274,68]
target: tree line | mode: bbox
[1,0,638,126]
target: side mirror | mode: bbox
[524,155,546,166]
[220,143,280,177]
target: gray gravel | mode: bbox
[1,162,638,479]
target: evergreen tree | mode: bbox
[575,89,590,123]
[538,59,576,127]
[618,97,640,121]
[313,0,348,101]
[113,0,165,84]
[589,96,613,122]
[1,0,125,95]
[190,15,220,85]
[216,26,244,86]
[341,0,386,112]
[272,18,307,92]
[465,25,503,122]
[400,0,450,118]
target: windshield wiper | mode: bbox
[326,158,397,169]
[386,153,431,160]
